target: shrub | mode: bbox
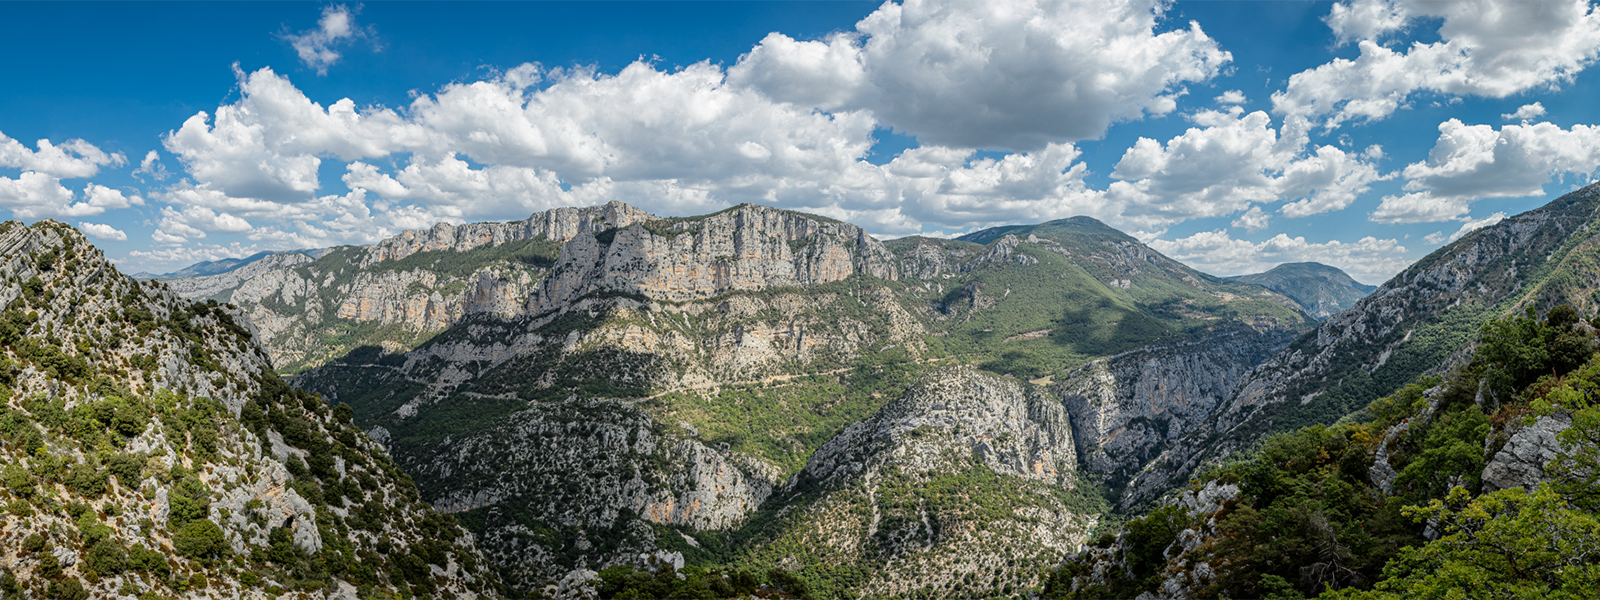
[46,578,87,600]
[285,454,307,478]
[172,519,228,559]
[167,472,209,526]
[767,568,814,600]
[39,552,61,578]
[5,500,32,517]
[107,453,142,485]
[268,527,297,563]
[66,464,107,497]
[191,425,218,458]
[1,464,33,497]
[84,538,128,575]
[1,570,19,597]
[128,544,171,576]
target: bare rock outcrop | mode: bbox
[1481,412,1573,492]
[1055,323,1299,498]
[160,252,312,300]
[806,366,1076,487]
[362,200,653,265]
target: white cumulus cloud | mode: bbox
[133,150,169,182]
[1105,108,1387,227]
[1149,229,1407,284]
[0,131,126,178]
[1215,90,1247,105]
[1372,119,1600,223]
[1232,206,1270,231]
[729,0,1231,150]
[283,4,368,75]
[0,174,142,219]
[1275,0,1600,129]
[78,222,128,241]
[1503,103,1548,122]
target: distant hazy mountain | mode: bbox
[1234,262,1376,319]
[143,248,328,280]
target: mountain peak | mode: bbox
[1235,261,1374,319]
[956,215,1129,246]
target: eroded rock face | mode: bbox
[420,398,780,529]
[362,201,654,266]
[403,398,781,583]
[529,205,898,311]
[807,366,1076,487]
[167,202,900,372]
[161,252,313,301]
[1064,481,1240,600]
[1055,324,1299,497]
[771,367,1093,598]
[1482,413,1573,492]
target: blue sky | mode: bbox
[3,1,1599,283]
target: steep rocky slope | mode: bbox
[0,221,501,599]
[1053,322,1299,497]
[166,201,652,371]
[1119,181,1600,509]
[1235,262,1375,319]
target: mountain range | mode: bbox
[3,181,1597,598]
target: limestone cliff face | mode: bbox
[419,399,780,528]
[526,204,898,312]
[360,200,653,266]
[756,367,1095,598]
[891,237,982,280]
[332,265,542,330]
[1054,323,1299,498]
[167,202,899,372]
[167,203,644,370]
[407,399,780,584]
[160,252,312,301]
[805,366,1076,487]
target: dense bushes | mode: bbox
[172,519,228,559]
[595,564,807,600]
